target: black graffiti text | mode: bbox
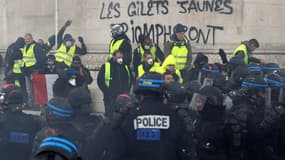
[129,20,224,45]
[127,0,169,17]
[177,0,233,15]
[99,1,121,20]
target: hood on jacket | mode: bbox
[161,55,177,69]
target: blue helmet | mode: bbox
[134,72,164,95]
[35,136,81,160]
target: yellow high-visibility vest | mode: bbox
[137,62,160,78]
[104,62,130,88]
[109,39,124,58]
[169,39,190,70]
[21,44,36,67]
[55,44,76,67]
[12,59,24,74]
[139,45,157,62]
[232,44,249,64]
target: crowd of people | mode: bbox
[0,20,284,160]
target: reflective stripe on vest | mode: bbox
[21,44,36,67]
[170,38,189,70]
[55,44,76,67]
[104,62,130,88]
[137,62,160,78]
[15,80,21,87]
[232,44,249,64]
[13,59,24,74]
[109,39,124,58]
[139,46,157,62]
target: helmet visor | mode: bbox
[202,78,214,88]
[189,93,207,111]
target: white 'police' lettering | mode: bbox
[133,115,170,130]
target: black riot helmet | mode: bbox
[261,63,280,76]
[0,83,24,112]
[240,75,268,106]
[46,98,73,122]
[134,72,164,96]
[162,82,186,104]
[198,63,220,85]
[194,53,208,69]
[213,73,228,93]
[114,93,138,113]
[34,136,82,160]
[247,63,262,76]
[228,65,250,90]
[184,80,202,102]
[264,73,285,106]
[189,86,224,112]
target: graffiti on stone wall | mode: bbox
[99,0,233,45]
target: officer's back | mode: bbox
[0,84,41,160]
[119,72,184,160]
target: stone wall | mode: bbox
[0,0,284,53]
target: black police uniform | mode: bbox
[118,72,191,160]
[230,75,269,160]
[190,86,240,160]
[0,107,41,160]
[32,97,84,159]
[83,94,138,160]
[120,97,185,160]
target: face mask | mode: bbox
[116,58,123,64]
[144,44,152,50]
[65,41,73,47]
[147,58,153,65]
[47,64,55,70]
[68,79,76,86]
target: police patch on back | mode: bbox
[133,115,170,130]
[134,115,170,141]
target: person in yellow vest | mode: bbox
[133,34,165,74]
[109,24,132,66]
[22,33,45,75]
[3,37,26,96]
[232,38,265,65]
[159,55,183,84]
[55,20,87,71]
[97,50,132,117]
[164,23,192,80]
[136,52,161,79]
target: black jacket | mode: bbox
[97,60,132,97]
[72,65,93,87]
[230,97,266,160]
[118,96,186,160]
[0,111,41,160]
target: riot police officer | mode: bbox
[262,73,285,160]
[83,93,138,160]
[118,72,193,160]
[32,78,84,159]
[189,86,240,160]
[230,74,269,160]
[0,83,41,160]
